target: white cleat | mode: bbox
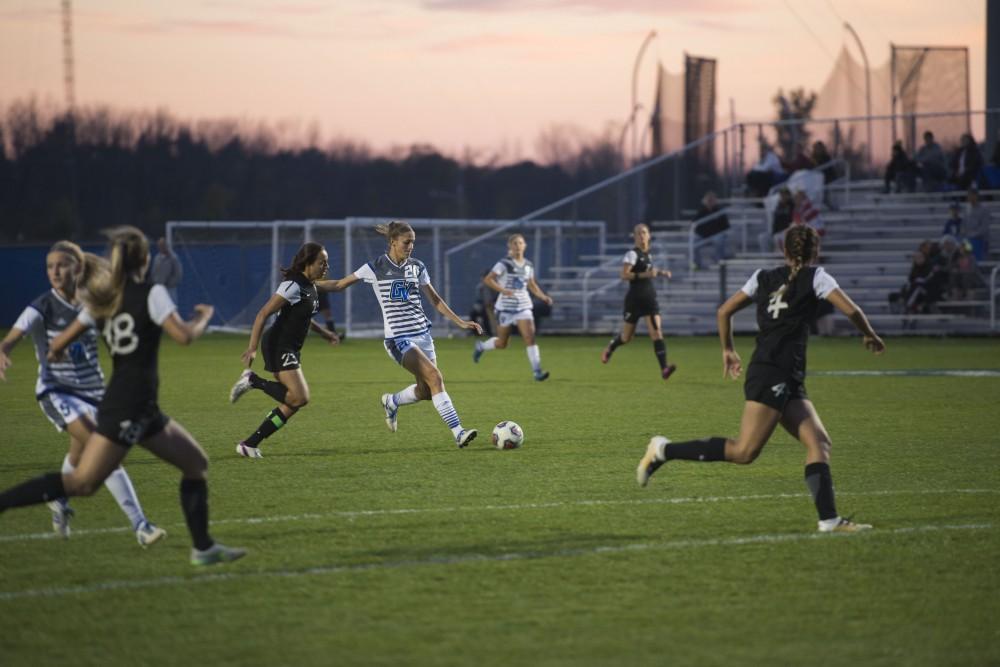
[236,442,263,459]
[190,542,248,566]
[46,501,74,539]
[456,429,478,449]
[636,436,669,487]
[229,369,254,404]
[136,521,167,548]
[381,393,398,433]
[818,517,873,533]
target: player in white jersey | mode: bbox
[320,221,483,448]
[472,233,554,381]
[0,241,165,546]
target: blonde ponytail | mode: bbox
[374,220,414,246]
[78,226,149,319]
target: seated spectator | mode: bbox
[746,139,786,197]
[884,141,917,193]
[759,187,793,253]
[784,143,815,172]
[692,191,731,269]
[915,131,947,192]
[792,189,825,237]
[942,203,963,239]
[964,188,993,261]
[952,240,982,300]
[951,133,983,190]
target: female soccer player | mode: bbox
[0,240,165,545]
[229,242,338,458]
[636,225,885,533]
[601,223,676,379]
[321,221,482,447]
[0,226,245,566]
[472,233,554,381]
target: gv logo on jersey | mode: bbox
[389,280,415,302]
[510,277,525,290]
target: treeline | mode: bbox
[0,100,622,242]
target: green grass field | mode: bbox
[1,333,999,666]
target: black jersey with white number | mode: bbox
[742,265,839,380]
[266,273,319,352]
[623,247,656,301]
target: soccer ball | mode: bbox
[492,420,524,450]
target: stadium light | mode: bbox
[629,30,657,166]
[844,22,873,166]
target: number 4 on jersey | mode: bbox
[767,287,789,319]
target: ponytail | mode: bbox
[78,226,149,319]
[282,242,325,279]
[374,220,414,247]
[782,225,819,289]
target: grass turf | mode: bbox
[1,333,998,666]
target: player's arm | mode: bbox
[421,283,483,335]
[527,277,553,305]
[0,327,26,381]
[825,288,885,354]
[242,293,288,366]
[316,274,360,293]
[162,305,214,346]
[309,319,340,346]
[47,318,89,362]
[717,290,753,380]
[483,271,513,297]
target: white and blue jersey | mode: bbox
[492,258,535,313]
[14,290,104,405]
[354,255,432,339]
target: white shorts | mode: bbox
[384,331,437,366]
[38,392,99,432]
[497,309,534,328]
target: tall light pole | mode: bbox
[844,22,872,167]
[629,30,657,166]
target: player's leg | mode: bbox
[402,346,476,447]
[781,399,871,533]
[237,368,308,457]
[141,420,247,565]
[517,317,547,381]
[646,314,675,380]
[603,319,637,363]
[637,401,781,486]
[474,323,512,362]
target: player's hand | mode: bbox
[864,334,885,354]
[722,349,742,380]
[501,289,515,297]
[47,347,67,363]
[460,320,483,336]
[241,348,256,367]
[658,269,673,279]
[193,304,215,321]
[541,295,553,306]
[0,352,11,381]
[326,331,341,346]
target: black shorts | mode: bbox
[262,329,302,373]
[623,293,659,324]
[743,363,808,412]
[96,398,169,448]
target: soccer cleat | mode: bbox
[636,436,669,487]
[472,342,484,364]
[601,346,612,364]
[236,442,263,459]
[229,369,254,404]
[381,393,398,433]
[661,364,677,381]
[534,370,550,382]
[46,501,74,539]
[818,516,873,533]
[136,521,167,548]
[456,429,478,448]
[190,542,248,567]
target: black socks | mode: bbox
[249,373,289,404]
[180,478,212,551]
[0,472,66,510]
[662,437,727,462]
[653,339,667,370]
[244,408,291,447]
[804,462,838,521]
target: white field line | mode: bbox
[0,522,992,602]
[1,487,996,544]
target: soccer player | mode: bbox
[472,233,554,381]
[229,242,339,458]
[0,226,245,566]
[601,223,676,379]
[320,221,482,448]
[0,240,165,545]
[636,225,885,533]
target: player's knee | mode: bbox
[426,369,444,392]
[286,391,310,409]
[729,442,762,465]
[67,473,102,497]
[494,338,508,349]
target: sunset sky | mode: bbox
[0,0,987,161]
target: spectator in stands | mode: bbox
[784,142,815,173]
[964,189,993,261]
[915,131,947,192]
[951,133,983,190]
[692,191,731,269]
[792,189,825,237]
[746,139,786,197]
[151,237,183,303]
[942,202,963,239]
[951,239,981,300]
[883,141,916,194]
[759,187,793,253]
[811,141,837,184]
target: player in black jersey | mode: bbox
[636,225,885,533]
[229,242,339,458]
[601,223,676,379]
[0,226,246,566]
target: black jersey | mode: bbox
[266,273,319,353]
[623,247,656,301]
[743,265,839,380]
